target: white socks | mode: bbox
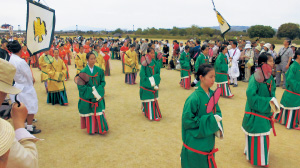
[27,125,33,131]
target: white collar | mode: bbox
[88,65,94,73]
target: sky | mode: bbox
[1,0,300,31]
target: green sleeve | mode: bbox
[140,66,153,88]
[195,56,201,72]
[246,76,272,113]
[95,70,106,97]
[78,85,95,100]
[182,96,219,139]
[271,77,276,97]
[286,66,300,93]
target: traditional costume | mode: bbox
[139,59,161,121]
[228,48,241,86]
[179,51,191,89]
[21,50,30,63]
[194,53,210,87]
[124,50,139,84]
[181,86,224,168]
[77,65,109,134]
[9,54,39,116]
[215,53,233,97]
[59,49,70,80]
[120,45,129,73]
[241,75,276,167]
[276,61,300,129]
[100,47,111,76]
[39,54,51,92]
[46,57,68,105]
[64,44,71,65]
[93,50,105,71]
[83,44,90,53]
[75,52,87,74]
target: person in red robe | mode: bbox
[101,41,111,76]
[21,45,30,63]
[120,41,129,74]
[83,40,90,53]
[59,44,70,80]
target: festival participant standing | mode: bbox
[228,41,241,87]
[179,46,191,89]
[276,50,300,129]
[120,41,129,73]
[83,40,90,53]
[0,39,10,61]
[191,45,210,87]
[162,43,169,68]
[59,44,70,80]
[64,41,72,65]
[21,44,30,63]
[75,45,87,74]
[77,52,108,134]
[140,48,162,121]
[7,40,41,134]
[125,44,139,84]
[101,42,111,76]
[242,53,278,167]
[181,64,224,168]
[215,46,234,98]
[93,45,105,71]
[46,49,68,106]
[39,50,51,93]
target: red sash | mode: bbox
[286,89,300,96]
[245,112,276,136]
[80,97,103,117]
[216,72,230,84]
[183,143,218,168]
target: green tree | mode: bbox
[179,29,187,36]
[135,28,142,35]
[201,27,215,37]
[158,28,169,35]
[186,25,201,37]
[113,28,123,34]
[247,25,275,38]
[170,27,179,36]
[277,23,300,40]
[149,27,158,35]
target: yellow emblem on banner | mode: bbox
[216,12,225,25]
[33,17,47,43]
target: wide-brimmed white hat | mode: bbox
[245,44,251,49]
[0,59,21,94]
[0,118,15,156]
[263,43,271,49]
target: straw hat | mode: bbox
[245,44,251,49]
[291,43,297,47]
[255,46,262,52]
[0,118,15,156]
[209,40,215,45]
[260,41,265,44]
[0,59,21,94]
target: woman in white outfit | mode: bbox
[8,40,41,134]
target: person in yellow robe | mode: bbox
[93,45,105,71]
[75,45,87,74]
[46,49,68,105]
[38,50,51,93]
[125,44,139,84]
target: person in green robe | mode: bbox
[192,45,210,87]
[276,50,300,129]
[181,64,224,168]
[179,46,191,89]
[242,53,278,167]
[139,48,162,121]
[215,46,234,98]
[77,52,109,135]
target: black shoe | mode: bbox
[33,119,37,123]
[28,128,41,134]
[191,82,196,87]
[233,84,238,87]
[230,83,234,85]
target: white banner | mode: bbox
[26,0,55,55]
[215,9,230,35]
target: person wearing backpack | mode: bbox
[275,39,294,89]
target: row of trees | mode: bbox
[109,23,300,40]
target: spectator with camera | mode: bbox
[0,58,39,168]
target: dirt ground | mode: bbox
[29,51,300,168]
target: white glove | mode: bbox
[92,86,101,101]
[193,79,199,84]
[214,115,222,122]
[154,86,159,90]
[149,76,156,87]
[270,97,280,114]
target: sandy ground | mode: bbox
[29,56,300,168]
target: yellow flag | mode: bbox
[215,9,230,35]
